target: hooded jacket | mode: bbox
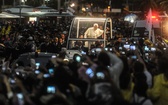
[147,74,168,105]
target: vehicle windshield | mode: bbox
[67,17,112,50]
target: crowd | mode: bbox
[0,19,167,105]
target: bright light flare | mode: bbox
[70,3,75,7]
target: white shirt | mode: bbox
[144,69,152,88]
[133,94,153,105]
[84,27,103,38]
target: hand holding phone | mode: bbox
[47,86,56,94]
[86,68,94,78]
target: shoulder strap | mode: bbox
[139,98,147,105]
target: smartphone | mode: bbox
[35,70,40,74]
[151,47,156,51]
[105,48,108,51]
[130,45,136,50]
[10,79,16,84]
[86,68,94,78]
[51,55,56,58]
[144,46,149,51]
[121,52,125,54]
[123,44,130,49]
[16,71,20,75]
[75,56,81,62]
[109,48,112,51]
[49,68,54,75]
[131,55,137,59]
[81,51,86,55]
[47,86,56,94]
[36,63,40,69]
[96,72,105,79]
[96,48,102,52]
[163,48,166,50]
[91,50,95,53]
[145,53,149,56]
[119,47,122,50]
[43,74,50,78]
[17,93,24,100]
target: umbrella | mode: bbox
[15,5,33,8]
[35,5,57,12]
[4,5,34,14]
[36,5,51,9]
[0,12,24,18]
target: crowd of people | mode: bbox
[0,18,167,105]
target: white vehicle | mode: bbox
[67,17,112,49]
[65,17,113,59]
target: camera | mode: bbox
[47,86,56,94]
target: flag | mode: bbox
[146,8,152,40]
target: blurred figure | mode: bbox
[148,54,168,105]
[133,73,153,105]
[97,51,123,88]
[53,37,59,53]
[114,37,123,50]
[84,23,104,38]
[119,56,134,103]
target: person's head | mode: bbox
[119,56,131,90]
[58,51,66,59]
[59,38,63,43]
[93,23,98,30]
[97,51,110,66]
[134,73,148,97]
[117,37,122,42]
[133,61,144,74]
[54,37,59,43]
[61,34,65,39]
[79,35,83,38]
